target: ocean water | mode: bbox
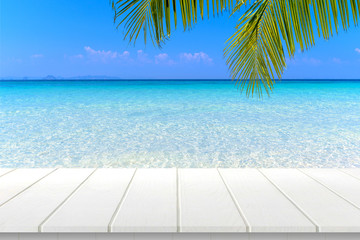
[0,80,359,168]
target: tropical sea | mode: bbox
[0,80,359,168]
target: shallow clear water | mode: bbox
[0,80,359,168]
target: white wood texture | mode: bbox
[341,168,360,180]
[0,168,95,232]
[111,169,177,232]
[0,233,358,240]
[0,169,13,178]
[178,169,246,232]
[261,169,360,232]
[0,168,360,233]
[301,169,360,209]
[0,169,55,206]
[0,234,358,240]
[219,169,315,232]
[41,169,136,232]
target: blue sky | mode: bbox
[1,0,360,79]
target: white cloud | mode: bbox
[332,57,341,64]
[137,50,152,63]
[121,51,130,58]
[155,53,168,62]
[302,57,322,66]
[31,54,44,58]
[180,52,213,64]
[83,46,130,62]
[285,57,298,65]
[355,48,360,54]
[69,47,214,66]
[286,56,322,66]
[155,53,175,65]
[73,54,84,59]
[8,57,23,63]
[84,46,118,60]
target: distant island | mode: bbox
[0,75,123,80]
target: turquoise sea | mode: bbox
[0,80,359,168]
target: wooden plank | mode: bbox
[301,169,360,209]
[0,169,55,206]
[219,169,316,232]
[0,169,13,178]
[261,169,360,232]
[111,169,177,232]
[0,168,95,232]
[341,168,360,180]
[179,169,246,232]
[41,169,136,232]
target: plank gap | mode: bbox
[217,168,251,232]
[258,169,320,232]
[297,169,360,211]
[338,169,360,182]
[176,168,181,233]
[0,169,58,209]
[38,168,98,232]
[0,169,16,179]
[107,168,138,232]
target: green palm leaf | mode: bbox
[112,0,360,96]
[226,0,360,96]
[111,0,249,46]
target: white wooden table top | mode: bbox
[0,168,360,233]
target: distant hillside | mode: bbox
[43,75,57,80]
[69,75,122,80]
[1,75,122,80]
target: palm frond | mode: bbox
[111,0,251,46]
[225,0,360,97]
[112,0,360,97]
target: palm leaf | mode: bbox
[112,0,360,96]
[111,0,251,46]
[225,0,360,97]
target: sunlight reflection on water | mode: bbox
[0,80,359,168]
